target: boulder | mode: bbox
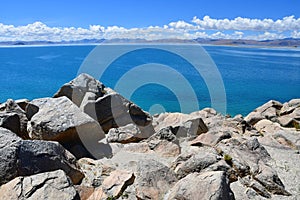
[216,137,290,197]
[0,170,79,200]
[153,112,208,137]
[171,151,220,179]
[0,112,21,136]
[262,145,300,199]
[0,99,29,139]
[107,123,154,144]
[101,170,135,198]
[146,126,181,157]
[0,128,84,185]
[245,100,282,125]
[190,131,231,147]
[54,73,152,133]
[83,90,152,132]
[78,157,116,187]
[280,99,300,116]
[26,96,110,159]
[166,171,234,200]
[0,128,21,185]
[255,119,299,149]
[53,73,105,106]
[134,159,177,199]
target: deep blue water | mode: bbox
[0,45,299,116]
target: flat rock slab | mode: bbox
[0,170,78,200]
[102,170,135,198]
[166,171,234,200]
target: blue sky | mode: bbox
[0,0,299,41]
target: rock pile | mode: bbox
[0,73,299,200]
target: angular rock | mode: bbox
[78,157,116,187]
[0,112,21,136]
[75,186,94,200]
[83,90,152,132]
[254,119,282,134]
[146,126,181,157]
[107,123,154,144]
[26,96,109,159]
[190,131,231,147]
[280,99,300,116]
[255,119,299,149]
[87,187,107,200]
[0,170,79,200]
[17,140,84,184]
[53,73,105,106]
[253,164,291,196]
[0,128,21,185]
[153,112,208,137]
[216,137,290,197]
[135,159,177,199]
[171,151,220,179]
[0,128,84,185]
[245,100,283,125]
[15,99,30,111]
[166,171,234,200]
[233,176,271,199]
[190,107,218,119]
[122,142,151,154]
[0,99,29,139]
[277,115,295,127]
[102,170,135,198]
[262,145,300,199]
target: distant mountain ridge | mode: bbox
[0,38,300,47]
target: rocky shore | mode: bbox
[0,73,299,200]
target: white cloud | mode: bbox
[192,15,300,31]
[291,30,300,38]
[168,20,195,29]
[0,16,299,42]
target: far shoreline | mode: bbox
[0,43,299,51]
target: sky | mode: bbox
[0,0,299,41]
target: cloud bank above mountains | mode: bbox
[0,16,299,41]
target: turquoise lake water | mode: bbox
[0,45,299,116]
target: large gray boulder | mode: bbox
[0,170,79,200]
[26,96,110,159]
[0,127,84,185]
[166,171,234,200]
[53,73,105,106]
[54,73,152,133]
[107,123,154,144]
[83,89,152,132]
[152,112,208,137]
